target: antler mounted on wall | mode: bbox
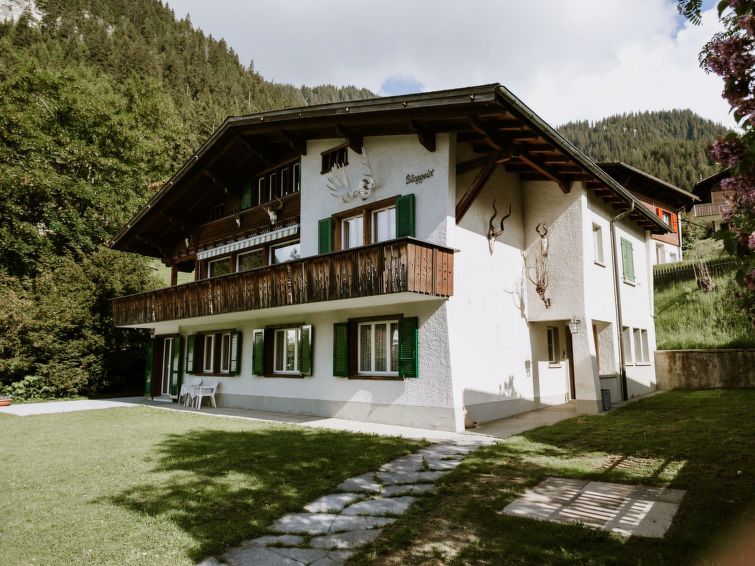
[262,197,283,225]
[487,199,512,254]
[526,222,550,308]
[325,149,379,203]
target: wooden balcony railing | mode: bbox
[692,203,725,218]
[112,238,454,326]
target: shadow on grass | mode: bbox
[103,426,418,562]
[351,391,755,565]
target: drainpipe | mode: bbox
[610,201,635,402]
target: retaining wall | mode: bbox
[655,349,755,390]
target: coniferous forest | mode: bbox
[0,0,731,399]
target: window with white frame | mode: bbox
[341,215,364,249]
[273,327,300,374]
[271,240,301,264]
[661,210,672,226]
[257,177,267,205]
[219,332,231,373]
[372,206,396,243]
[547,326,560,365]
[622,326,633,365]
[593,224,604,265]
[208,257,231,278]
[634,328,650,364]
[203,334,215,372]
[358,320,399,375]
[237,249,265,272]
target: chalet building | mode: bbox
[599,162,698,265]
[690,169,732,233]
[111,84,672,432]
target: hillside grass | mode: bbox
[654,272,755,349]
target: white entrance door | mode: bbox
[161,337,174,396]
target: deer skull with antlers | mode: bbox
[488,199,512,254]
[262,197,283,225]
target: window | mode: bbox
[280,167,289,196]
[187,331,241,376]
[547,327,560,365]
[203,334,214,373]
[274,328,300,374]
[661,211,672,226]
[622,326,633,365]
[358,321,399,376]
[592,224,604,265]
[656,243,665,264]
[292,162,301,191]
[669,252,678,263]
[372,206,397,243]
[207,203,226,222]
[219,332,231,373]
[342,215,364,249]
[620,238,635,284]
[237,249,264,272]
[208,257,231,278]
[268,172,277,200]
[634,328,650,364]
[333,316,418,379]
[257,177,267,205]
[271,240,301,264]
[252,325,313,377]
[321,145,348,174]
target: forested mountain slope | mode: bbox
[559,110,731,191]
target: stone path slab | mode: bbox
[0,398,142,416]
[211,438,492,565]
[502,476,685,538]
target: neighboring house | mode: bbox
[690,169,732,233]
[599,162,698,265]
[111,84,671,432]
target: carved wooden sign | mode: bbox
[405,169,434,185]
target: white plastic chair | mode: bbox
[193,381,218,409]
[181,378,202,407]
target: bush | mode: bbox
[2,375,54,401]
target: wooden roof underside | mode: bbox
[113,85,669,256]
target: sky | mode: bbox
[164,0,733,127]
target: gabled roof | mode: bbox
[691,168,732,206]
[112,84,670,255]
[599,162,699,209]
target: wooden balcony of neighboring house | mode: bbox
[112,238,455,327]
[692,202,725,218]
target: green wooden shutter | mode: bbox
[621,238,635,282]
[185,335,196,373]
[333,322,349,377]
[170,335,182,397]
[144,338,155,398]
[318,217,333,254]
[252,329,265,376]
[299,324,313,376]
[396,194,415,238]
[241,181,253,209]
[229,331,241,376]
[398,316,419,378]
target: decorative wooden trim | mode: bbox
[335,125,363,154]
[455,150,505,223]
[517,152,571,193]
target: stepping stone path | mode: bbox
[502,476,686,538]
[202,439,492,566]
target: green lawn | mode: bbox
[0,407,423,565]
[349,390,755,565]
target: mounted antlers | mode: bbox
[488,199,512,254]
[262,197,283,225]
[325,149,378,203]
[526,222,551,308]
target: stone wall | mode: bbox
[655,349,755,390]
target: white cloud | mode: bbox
[165,0,733,127]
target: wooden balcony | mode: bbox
[692,203,725,218]
[112,238,454,327]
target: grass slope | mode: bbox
[654,272,755,349]
[0,407,422,565]
[350,390,755,565]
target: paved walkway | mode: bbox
[201,436,495,566]
[0,398,143,416]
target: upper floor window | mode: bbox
[661,210,672,226]
[237,249,264,272]
[208,257,231,278]
[620,238,635,284]
[372,206,397,243]
[271,240,301,264]
[207,203,226,222]
[242,159,301,210]
[592,224,604,265]
[321,144,348,174]
[342,215,365,250]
